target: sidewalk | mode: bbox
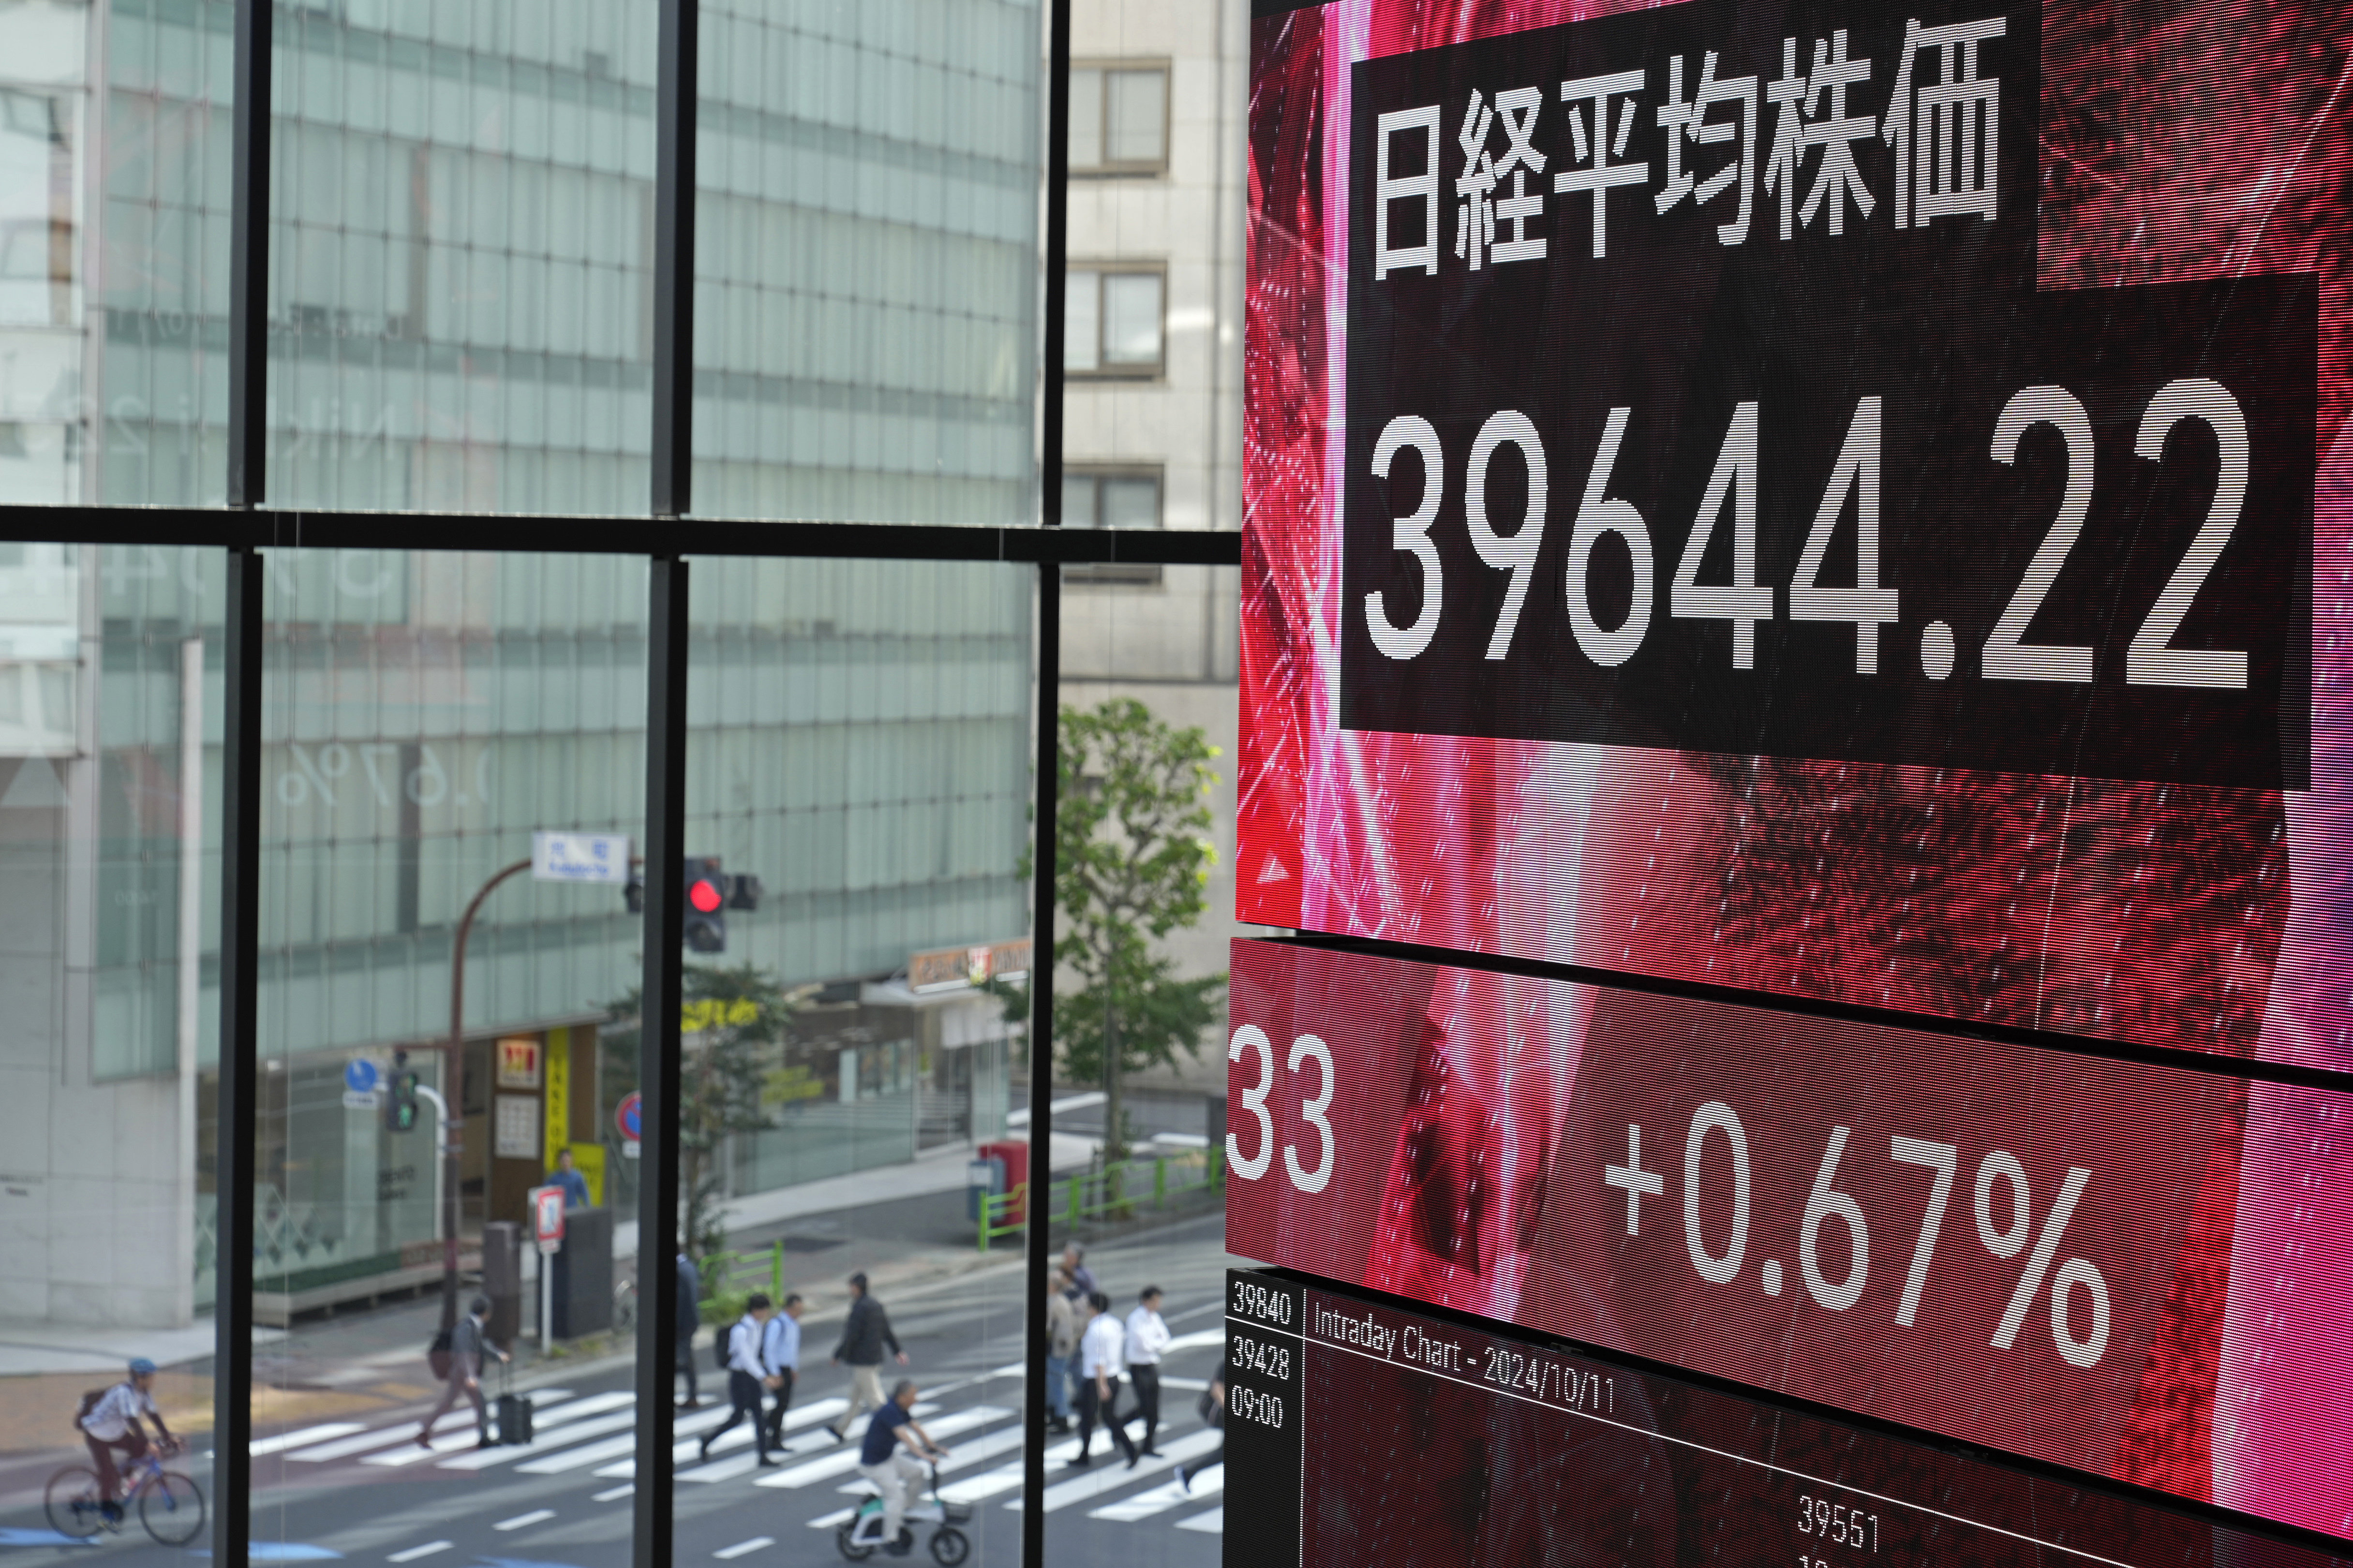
[613,1121,1107,1262]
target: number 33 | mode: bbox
[1226,1026,1335,1193]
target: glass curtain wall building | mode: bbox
[0,0,1040,1335]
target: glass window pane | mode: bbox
[1064,472,1100,527]
[681,557,1037,1568]
[1065,270,1101,372]
[0,6,230,503]
[1102,273,1162,366]
[252,549,648,1568]
[1069,69,1103,170]
[691,2,1042,525]
[1105,70,1165,165]
[2,540,220,1563]
[267,3,659,512]
[1101,475,1158,529]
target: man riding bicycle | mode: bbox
[78,1359,176,1521]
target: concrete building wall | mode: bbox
[1058,0,1252,1097]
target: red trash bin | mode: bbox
[978,1139,1029,1225]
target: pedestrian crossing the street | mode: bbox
[245,1369,1226,1549]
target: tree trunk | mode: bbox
[1103,987,1127,1164]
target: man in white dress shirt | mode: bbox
[761,1292,804,1449]
[699,1293,780,1467]
[1123,1286,1172,1458]
[1071,1290,1138,1468]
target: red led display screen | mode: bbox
[1241,0,2353,1071]
[1221,1271,2353,1568]
[1223,938,2353,1540]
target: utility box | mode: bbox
[978,1139,1029,1224]
[481,1222,523,1350]
[551,1206,615,1338]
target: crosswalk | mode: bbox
[252,1374,1225,1544]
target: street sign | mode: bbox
[616,1091,642,1143]
[530,1184,566,1254]
[341,1058,383,1111]
[531,830,633,885]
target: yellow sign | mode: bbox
[763,1064,825,1105]
[543,1027,570,1171]
[569,1141,606,1206]
[496,1035,541,1089]
[682,997,761,1033]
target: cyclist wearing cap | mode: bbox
[79,1359,174,1517]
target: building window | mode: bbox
[1069,63,1168,174]
[1062,467,1163,582]
[1065,266,1164,377]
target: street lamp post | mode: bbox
[437,857,533,1331]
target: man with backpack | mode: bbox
[77,1358,175,1520]
[698,1293,781,1467]
[416,1297,506,1450]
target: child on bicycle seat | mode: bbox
[79,1358,175,1518]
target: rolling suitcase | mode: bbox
[494,1362,533,1446]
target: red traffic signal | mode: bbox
[683,858,728,952]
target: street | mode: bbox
[0,1212,1235,1568]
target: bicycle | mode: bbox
[836,1461,970,1565]
[46,1442,206,1546]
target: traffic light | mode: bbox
[684,857,728,953]
[385,1051,421,1134]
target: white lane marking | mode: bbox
[749,1406,999,1489]
[586,1399,842,1479]
[434,1409,640,1471]
[361,1429,482,1466]
[834,1425,1028,1492]
[677,1427,838,1485]
[1015,1428,1223,1514]
[806,1509,857,1530]
[1162,1330,1224,1352]
[712,1538,773,1560]
[1091,1464,1224,1521]
[386,1543,452,1562]
[1160,1377,1209,1391]
[592,1485,635,1503]
[252,1423,366,1456]
[291,1413,476,1462]
[492,1510,556,1532]
[361,1392,606,1469]
[1175,1507,1224,1534]
[937,1436,1082,1504]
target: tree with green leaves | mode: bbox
[606,962,808,1264]
[1038,696,1225,1161]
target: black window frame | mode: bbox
[0,7,1238,1568]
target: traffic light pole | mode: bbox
[441,856,534,1331]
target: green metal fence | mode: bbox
[977,1146,1226,1253]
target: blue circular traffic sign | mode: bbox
[343,1059,379,1095]
[616,1091,642,1142]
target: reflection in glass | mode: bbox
[690,1,1042,525]
[0,0,231,504]
[0,544,216,1559]
[252,550,648,1568]
[674,558,1034,1565]
[267,1,660,512]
